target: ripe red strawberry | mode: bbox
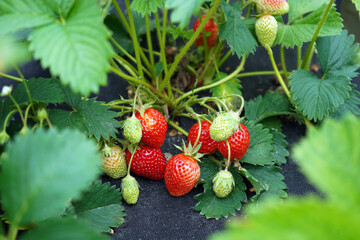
[216,123,250,161]
[125,145,166,180]
[255,14,278,48]
[135,108,167,148]
[193,14,219,48]
[164,153,201,197]
[258,0,289,15]
[187,120,217,154]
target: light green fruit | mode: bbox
[123,116,142,144]
[213,170,235,198]
[101,145,127,179]
[121,175,140,204]
[255,14,278,48]
[210,111,240,141]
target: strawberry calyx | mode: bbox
[175,140,204,162]
[102,143,113,157]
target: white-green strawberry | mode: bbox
[101,144,127,179]
[212,170,235,198]
[122,116,142,144]
[255,14,278,48]
[121,175,139,204]
[257,0,289,15]
[210,111,240,142]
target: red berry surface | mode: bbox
[192,15,219,48]
[216,123,250,161]
[135,108,167,148]
[187,120,217,154]
[126,145,166,181]
[164,153,200,197]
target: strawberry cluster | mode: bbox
[255,0,290,48]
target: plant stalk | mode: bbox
[167,119,188,136]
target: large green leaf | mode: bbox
[0,35,30,72]
[130,0,165,16]
[29,0,114,96]
[195,159,247,219]
[332,85,360,118]
[165,0,207,28]
[49,98,120,141]
[270,129,289,165]
[240,121,274,166]
[287,0,330,23]
[210,197,360,240]
[0,0,54,34]
[274,4,343,48]
[0,128,101,225]
[290,70,351,121]
[219,2,257,57]
[293,114,360,209]
[71,181,125,233]
[245,92,294,123]
[20,218,110,240]
[11,78,65,105]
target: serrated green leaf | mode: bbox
[288,0,330,23]
[0,0,54,34]
[130,0,165,16]
[259,117,282,131]
[245,164,287,202]
[43,0,76,19]
[274,5,343,48]
[210,72,242,109]
[53,78,82,107]
[332,85,360,118]
[0,128,101,225]
[209,197,360,240]
[11,78,65,105]
[29,0,114,96]
[270,129,288,165]
[195,160,247,219]
[245,92,294,123]
[240,121,274,166]
[165,0,207,28]
[290,70,351,121]
[293,114,360,209]
[352,0,360,17]
[219,2,257,57]
[71,181,125,233]
[20,217,111,240]
[49,98,120,141]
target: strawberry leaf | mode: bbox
[331,85,360,118]
[0,128,101,226]
[49,98,120,141]
[20,218,111,240]
[28,0,114,96]
[287,0,330,23]
[165,0,207,28]
[245,92,295,123]
[240,121,274,166]
[70,181,125,233]
[0,35,30,72]
[270,129,289,165]
[244,164,287,202]
[293,114,360,209]
[209,198,360,240]
[274,4,343,48]
[210,72,242,110]
[195,159,247,219]
[130,0,165,16]
[219,2,257,57]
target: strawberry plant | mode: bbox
[0,0,359,239]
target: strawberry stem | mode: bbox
[127,144,138,176]
[225,139,231,171]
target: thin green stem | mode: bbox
[8,94,25,124]
[218,49,232,68]
[303,44,315,71]
[14,66,36,114]
[142,47,161,56]
[110,37,137,63]
[0,72,22,82]
[162,9,168,47]
[7,224,18,240]
[236,71,277,78]
[112,0,131,33]
[155,13,168,76]
[265,46,291,100]
[159,0,222,92]
[301,0,335,69]
[168,119,188,136]
[225,140,231,171]
[113,56,138,78]
[280,45,289,82]
[2,110,17,131]
[127,144,138,176]
[198,10,209,62]
[124,0,144,79]
[145,14,155,68]
[297,44,302,69]
[175,55,247,106]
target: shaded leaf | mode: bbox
[287,0,330,23]
[331,85,360,118]
[130,0,165,16]
[105,14,133,56]
[165,0,207,28]
[270,129,288,165]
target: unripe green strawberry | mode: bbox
[101,145,127,179]
[123,116,142,144]
[210,111,240,142]
[255,14,278,48]
[212,170,235,198]
[257,0,289,15]
[121,175,139,204]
